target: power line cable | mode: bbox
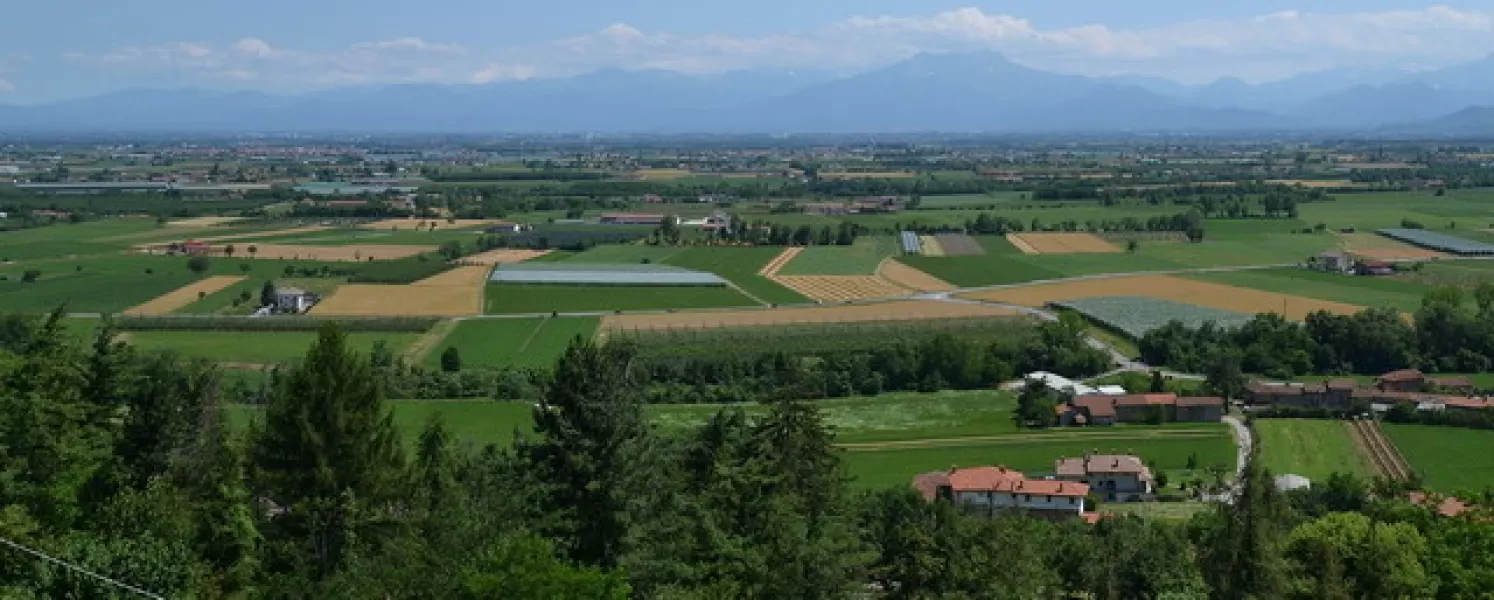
[0,535,166,600]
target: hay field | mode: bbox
[221,243,434,261]
[124,276,246,315]
[1007,233,1121,254]
[918,236,946,257]
[310,266,489,316]
[463,248,553,265]
[964,274,1364,320]
[167,216,245,227]
[879,260,954,293]
[600,300,1022,332]
[1339,233,1447,260]
[198,226,330,242]
[359,218,511,230]
[772,276,910,302]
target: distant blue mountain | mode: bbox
[3,51,1494,133]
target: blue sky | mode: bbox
[3,1,1494,103]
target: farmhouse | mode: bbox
[1314,250,1353,273]
[1059,393,1224,426]
[166,240,212,256]
[1246,370,1487,412]
[912,465,1092,520]
[1055,454,1155,502]
[273,287,319,314]
[1356,260,1395,276]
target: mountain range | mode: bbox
[4,52,1494,134]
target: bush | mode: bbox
[21,270,41,283]
[187,255,212,274]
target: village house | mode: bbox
[912,465,1093,521]
[273,287,318,314]
[1059,393,1224,426]
[1314,250,1353,273]
[1246,369,1488,413]
[1054,454,1155,503]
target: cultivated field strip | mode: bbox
[1008,233,1121,254]
[599,299,1023,332]
[878,259,955,293]
[932,234,985,256]
[312,266,490,316]
[359,218,513,230]
[124,276,246,315]
[461,248,553,265]
[965,275,1365,321]
[772,275,911,302]
[1337,232,1447,260]
[1351,419,1414,481]
[918,236,946,257]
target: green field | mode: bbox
[1384,424,1494,493]
[560,244,687,264]
[484,283,758,314]
[124,330,421,365]
[423,317,599,370]
[1254,419,1373,482]
[662,246,808,305]
[777,236,899,276]
[1399,260,1494,288]
[1190,268,1431,312]
[1296,190,1494,231]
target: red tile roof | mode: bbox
[1409,492,1473,517]
[913,466,1090,499]
[1055,455,1152,478]
[1112,393,1178,407]
[1175,396,1225,408]
[1072,395,1117,419]
[1378,369,1425,383]
[1429,376,1475,389]
[1325,378,1360,390]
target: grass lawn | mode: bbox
[484,283,758,314]
[124,330,421,365]
[777,237,899,276]
[1383,424,1494,493]
[842,429,1236,489]
[423,316,599,370]
[1100,502,1212,521]
[1189,268,1430,312]
[1254,419,1373,482]
[898,254,1066,287]
[663,246,809,305]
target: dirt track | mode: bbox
[600,300,1023,332]
[124,276,245,315]
[963,274,1364,320]
[1350,419,1413,481]
[310,266,489,316]
[758,248,802,276]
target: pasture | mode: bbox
[124,330,420,365]
[423,317,599,370]
[124,275,246,315]
[1383,424,1494,493]
[965,274,1365,321]
[662,246,808,305]
[485,283,757,314]
[1254,419,1373,482]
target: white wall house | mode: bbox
[273,287,317,314]
[1055,454,1155,502]
[914,466,1089,519]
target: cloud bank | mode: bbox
[61,5,1494,91]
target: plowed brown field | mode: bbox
[962,274,1364,320]
[759,247,802,276]
[1007,233,1120,254]
[879,260,954,293]
[600,300,1023,332]
[463,249,554,265]
[310,266,490,316]
[124,276,246,315]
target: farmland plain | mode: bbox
[662,246,808,305]
[485,283,758,314]
[1383,424,1494,493]
[777,236,899,276]
[1188,268,1431,312]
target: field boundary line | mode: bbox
[514,317,552,356]
[404,319,460,364]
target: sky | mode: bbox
[3,1,1494,103]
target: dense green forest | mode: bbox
[3,313,1494,598]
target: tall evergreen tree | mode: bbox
[524,338,646,568]
[1198,453,1290,599]
[249,323,405,579]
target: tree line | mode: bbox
[1140,285,1494,381]
[6,314,1494,597]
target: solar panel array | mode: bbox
[899,231,923,255]
[1377,228,1494,255]
[491,262,728,286]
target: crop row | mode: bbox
[113,315,440,333]
[1052,296,1253,339]
[615,317,1034,362]
[1378,228,1494,255]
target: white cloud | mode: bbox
[231,38,277,59]
[55,6,1494,90]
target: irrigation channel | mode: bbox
[1351,418,1413,481]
